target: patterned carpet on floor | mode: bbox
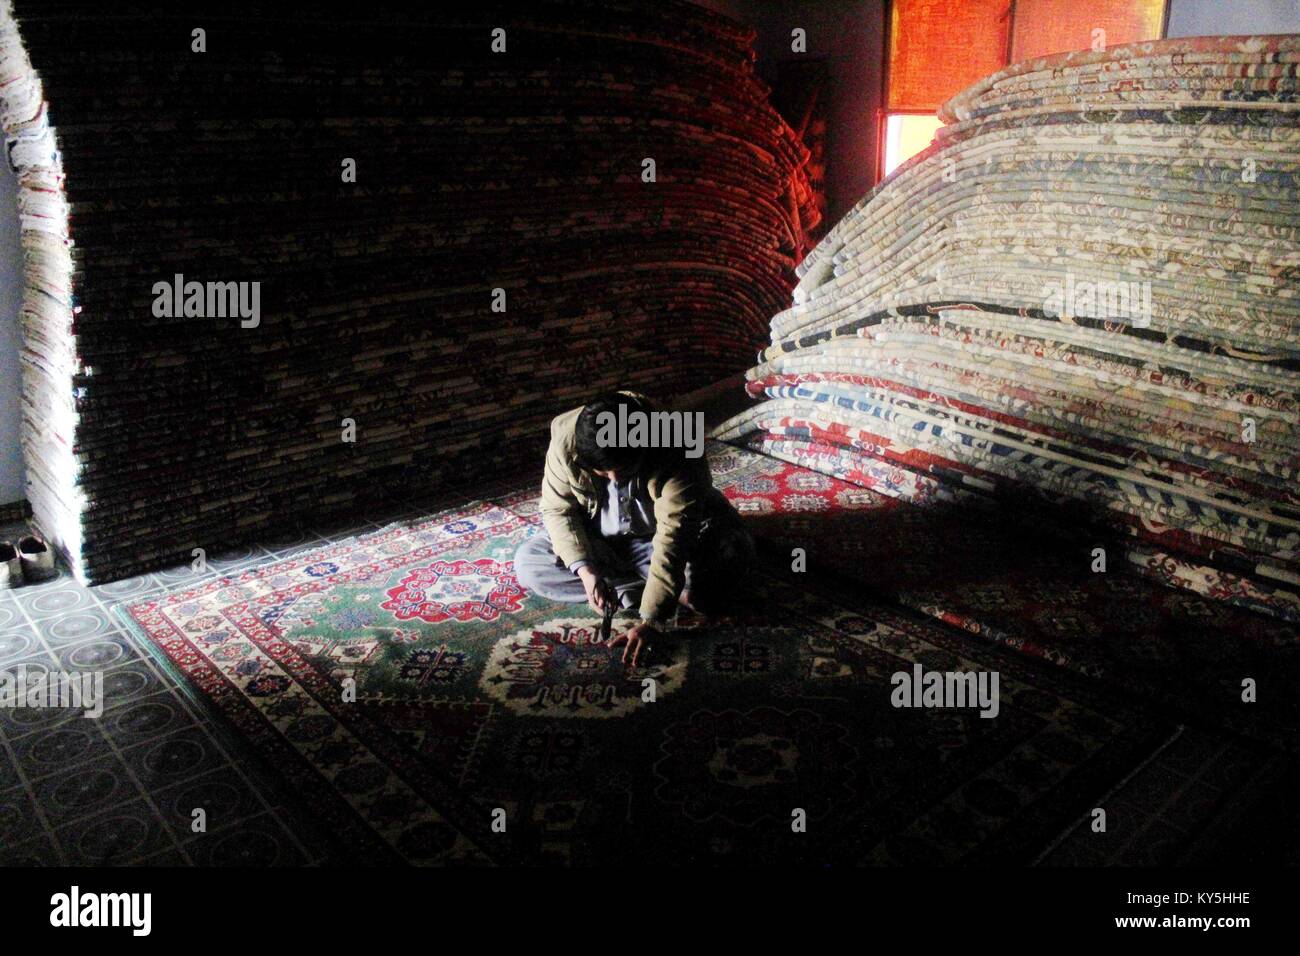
[115,442,1296,864]
[709,443,1300,754]
[113,443,1197,865]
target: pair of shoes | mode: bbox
[0,535,56,588]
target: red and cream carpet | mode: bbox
[114,443,1297,865]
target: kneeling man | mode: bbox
[514,391,753,665]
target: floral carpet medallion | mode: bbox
[120,447,1186,865]
[480,617,687,718]
[382,558,526,624]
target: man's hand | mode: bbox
[576,565,610,614]
[609,621,659,667]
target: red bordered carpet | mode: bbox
[116,444,1206,865]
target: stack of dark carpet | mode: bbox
[1,0,816,583]
[716,35,1300,622]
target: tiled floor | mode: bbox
[0,390,739,867]
[0,490,479,866]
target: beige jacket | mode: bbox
[539,395,713,624]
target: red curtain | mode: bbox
[887,0,1012,112]
[1010,0,1167,62]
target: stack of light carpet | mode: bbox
[715,35,1300,621]
[0,0,817,583]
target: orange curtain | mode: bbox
[1010,0,1167,62]
[887,0,1012,112]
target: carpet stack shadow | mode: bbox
[0,0,816,583]
[715,35,1300,622]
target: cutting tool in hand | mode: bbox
[597,579,618,641]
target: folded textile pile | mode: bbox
[715,35,1300,620]
[0,0,816,583]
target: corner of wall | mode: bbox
[0,0,84,579]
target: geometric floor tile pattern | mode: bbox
[0,495,475,866]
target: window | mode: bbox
[881,0,1011,179]
[882,113,943,178]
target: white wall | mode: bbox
[0,160,23,506]
[1168,0,1300,37]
